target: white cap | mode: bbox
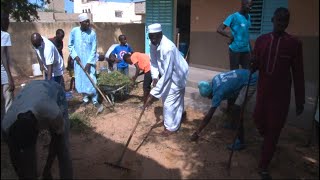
[78,13,89,22]
[148,23,162,33]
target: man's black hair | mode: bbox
[118,34,126,40]
[123,53,131,61]
[274,7,290,19]
[98,54,105,61]
[56,29,65,35]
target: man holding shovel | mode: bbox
[190,69,258,150]
[145,23,189,136]
[68,13,102,110]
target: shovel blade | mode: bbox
[104,161,131,171]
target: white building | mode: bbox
[74,0,143,23]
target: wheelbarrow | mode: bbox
[99,83,127,105]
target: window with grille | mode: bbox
[249,0,264,35]
[115,10,123,18]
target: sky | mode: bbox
[28,0,143,14]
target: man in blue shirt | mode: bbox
[110,35,134,75]
[217,0,253,70]
[190,69,258,150]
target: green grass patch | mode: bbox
[97,71,132,86]
[69,112,91,133]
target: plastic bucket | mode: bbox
[32,63,42,76]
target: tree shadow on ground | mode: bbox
[132,105,319,179]
[1,115,182,179]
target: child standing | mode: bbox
[110,35,134,75]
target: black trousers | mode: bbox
[229,48,251,70]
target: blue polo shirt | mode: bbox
[211,69,258,107]
[223,12,251,52]
[111,44,133,69]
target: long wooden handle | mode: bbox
[176,33,180,48]
[78,62,114,108]
[117,107,146,164]
[227,72,253,169]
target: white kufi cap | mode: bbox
[148,23,162,33]
[78,13,89,22]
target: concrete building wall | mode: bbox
[287,0,319,84]
[35,12,89,22]
[74,0,142,23]
[7,22,145,77]
[47,0,65,12]
[189,0,239,71]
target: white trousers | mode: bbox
[162,85,185,132]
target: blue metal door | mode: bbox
[145,0,174,54]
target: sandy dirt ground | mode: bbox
[1,74,319,179]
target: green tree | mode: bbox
[1,0,50,22]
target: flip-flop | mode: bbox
[227,139,246,151]
[161,130,175,137]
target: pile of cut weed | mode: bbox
[97,71,132,87]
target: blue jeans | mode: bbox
[229,48,250,70]
[117,67,129,94]
[117,67,129,76]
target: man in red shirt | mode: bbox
[251,7,305,179]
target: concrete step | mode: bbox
[185,86,211,113]
[187,66,221,88]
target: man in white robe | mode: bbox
[145,23,189,135]
[68,13,101,109]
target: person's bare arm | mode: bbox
[47,65,53,80]
[217,24,234,44]
[109,54,120,63]
[190,107,217,141]
[1,46,15,91]
[132,64,140,82]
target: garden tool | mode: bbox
[77,61,114,111]
[227,71,253,173]
[306,90,319,147]
[104,106,147,171]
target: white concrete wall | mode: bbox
[74,0,142,23]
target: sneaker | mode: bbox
[227,138,246,151]
[83,95,89,101]
[161,129,176,137]
[258,170,272,180]
[94,103,104,114]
